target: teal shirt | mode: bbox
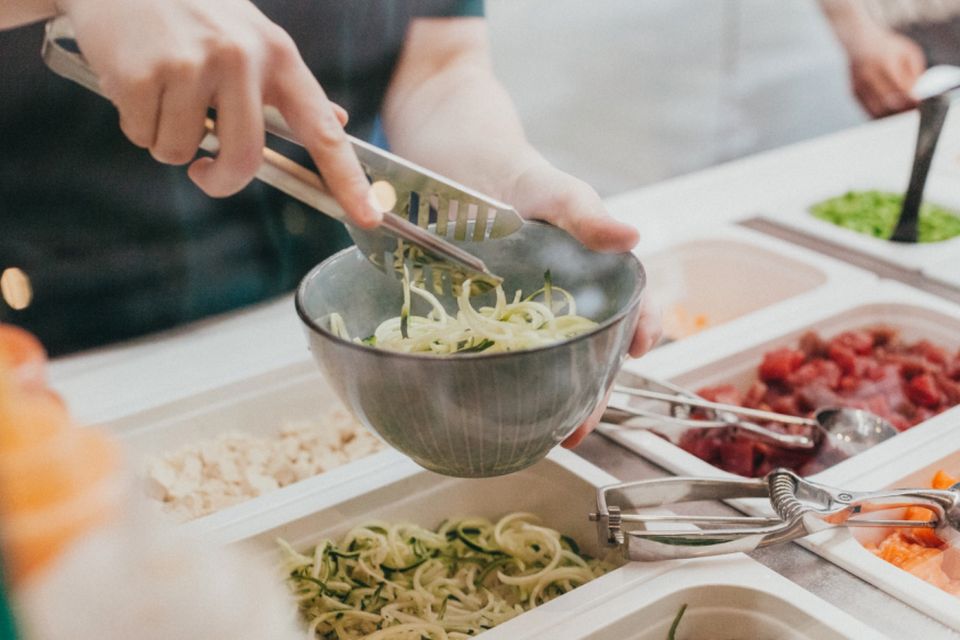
[0,555,15,640]
[0,0,483,355]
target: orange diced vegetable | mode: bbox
[933,470,959,490]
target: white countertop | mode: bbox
[45,108,960,637]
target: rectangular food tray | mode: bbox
[202,448,883,640]
[204,449,673,640]
[799,426,960,631]
[603,280,960,486]
[99,361,405,534]
[758,173,960,272]
[638,226,874,344]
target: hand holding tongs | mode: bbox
[41,16,522,291]
[591,469,960,561]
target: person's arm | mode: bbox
[819,0,925,117]
[2,0,380,227]
[383,18,640,254]
[0,0,56,30]
[383,17,661,446]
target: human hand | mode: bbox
[504,161,662,448]
[845,27,926,117]
[57,0,381,226]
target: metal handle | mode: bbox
[613,385,818,428]
[595,469,960,562]
[592,476,806,560]
[891,94,951,243]
[603,401,816,449]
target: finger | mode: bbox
[188,70,264,197]
[272,64,380,227]
[331,102,349,127]
[877,69,914,113]
[629,295,663,357]
[151,69,212,165]
[868,64,913,114]
[567,214,641,254]
[561,389,612,449]
[898,40,927,83]
[897,45,925,105]
[854,77,892,117]
[107,76,163,149]
[538,186,640,253]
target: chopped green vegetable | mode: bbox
[668,603,688,640]
[810,190,960,243]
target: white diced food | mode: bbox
[143,405,381,521]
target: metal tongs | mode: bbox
[603,374,817,450]
[41,16,521,291]
[603,373,898,456]
[591,469,960,561]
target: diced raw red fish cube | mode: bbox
[758,348,806,383]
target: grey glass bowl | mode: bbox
[295,221,645,477]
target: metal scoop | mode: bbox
[42,16,517,292]
[604,373,897,456]
[591,468,960,561]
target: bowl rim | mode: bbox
[294,224,646,361]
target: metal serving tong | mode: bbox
[603,373,898,456]
[591,469,960,561]
[603,373,817,450]
[42,16,521,291]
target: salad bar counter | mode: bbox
[44,107,960,638]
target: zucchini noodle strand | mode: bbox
[327,272,597,355]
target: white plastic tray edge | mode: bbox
[635,222,876,285]
[523,554,889,640]
[181,449,410,538]
[197,447,617,544]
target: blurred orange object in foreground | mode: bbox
[0,324,121,585]
[865,469,960,596]
[0,324,46,389]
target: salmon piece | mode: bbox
[902,506,943,547]
[903,551,953,590]
[932,470,959,490]
[0,324,46,388]
[871,532,940,568]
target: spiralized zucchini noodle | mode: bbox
[278,512,613,639]
[327,270,597,354]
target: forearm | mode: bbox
[382,19,544,202]
[0,0,58,30]
[819,0,881,50]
